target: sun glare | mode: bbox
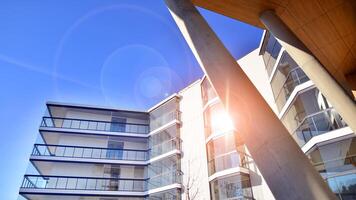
[211,110,234,133]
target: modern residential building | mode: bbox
[165,1,356,199]
[18,31,355,200]
[258,31,355,200]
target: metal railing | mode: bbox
[292,108,347,147]
[150,111,180,131]
[21,175,147,192]
[149,138,181,158]
[41,117,149,134]
[32,144,148,161]
[275,67,309,110]
[208,150,250,176]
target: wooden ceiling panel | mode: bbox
[286,0,325,25]
[192,0,285,28]
[192,0,356,92]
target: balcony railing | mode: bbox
[32,144,148,161]
[312,154,356,175]
[208,150,250,176]
[292,108,347,147]
[148,170,182,190]
[275,67,309,111]
[21,175,147,192]
[41,117,149,134]
[149,137,181,158]
[150,111,180,131]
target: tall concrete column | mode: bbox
[164,0,336,199]
[260,10,356,133]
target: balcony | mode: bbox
[208,150,250,176]
[147,170,182,190]
[150,111,180,131]
[32,144,148,161]
[274,67,309,111]
[20,175,147,193]
[292,108,347,147]
[41,117,149,134]
[149,137,181,159]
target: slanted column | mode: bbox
[164,0,336,199]
[260,10,356,133]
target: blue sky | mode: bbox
[0,1,262,199]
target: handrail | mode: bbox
[274,67,308,104]
[41,116,149,134]
[149,137,181,158]
[42,116,148,126]
[21,175,148,192]
[34,143,148,152]
[32,144,148,161]
[207,150,251,163]
[207,150,250,175]
[24,174,147,181]
[293,108,337,134]
[149,110,180,130]
[147,170,182,190]
[292,108,347,146]
[149,137,181,150]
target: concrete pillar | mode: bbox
[260,10,356,133]
[164,0,337,199]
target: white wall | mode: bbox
[179,80,211,200]
[238,49,278,114]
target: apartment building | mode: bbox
[257,31,355,200]
[18,32,355,200]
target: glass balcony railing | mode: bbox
[150,111,180,131]
[21,175,147,192]
[292,108,347,147]
[275,67,309,111]
[149,138,181,158]
[312,154,356,175]
[147,170,182,190]
[32,144,148,161]
[41,117,149,134]
[208,150,250,176]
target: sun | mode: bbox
[210,110,234,133]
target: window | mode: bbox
[262,32,282,77]
[206,132,247,175]
[270,52,309,111]
[210,173,253,200]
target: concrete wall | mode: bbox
[238,49,276,200]
[179,80,211,200]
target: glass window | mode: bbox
[210,173,253,200]
[271,52,309,111]
[203,102,234,138]
[201,78,217,106]
[150,97,179,131]
[282,88,347,146]
[148,155,180,190]
[148,189,180,200]
[207,132,247,175]
[262,33,282,77]
[149,125,179,158]
[327,174,356,200]
[308,137,355,176]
